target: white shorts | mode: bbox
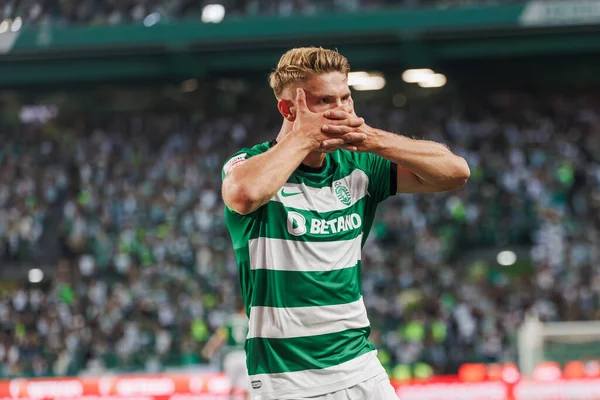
[292,373,398,400]
[224,350,249,391]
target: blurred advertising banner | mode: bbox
[2,371,600,400]
[395,378,507,400]
[395,377,600,400]
[514,379,600,400]
[520,0,600,26]
[0,373,235,400]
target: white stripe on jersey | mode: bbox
[247,297,369,339]
[248,234,362,272]
[271,169,370,212]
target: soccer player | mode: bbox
[203,299,249,399]
[221,47,470,400]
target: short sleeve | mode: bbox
[222,143,270,218]
[355,152,397,204]
[221,142,272,181]
[222,151,251,181]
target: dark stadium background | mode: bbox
[1,0,600,399]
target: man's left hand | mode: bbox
[320,110,382,153]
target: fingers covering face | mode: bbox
[325,110,362,124]
[295,88,308,111]
[320,132,366,149]
[324,115,364,127]
[322,118,364,134]
[322,124,356,135]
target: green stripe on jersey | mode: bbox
[246,327,374,375]
[251,263,361,308]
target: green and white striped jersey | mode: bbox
[222,140,396,399]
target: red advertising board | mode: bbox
[3,372,600,400]
[0,374,233,400]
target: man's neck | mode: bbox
[302,152,327,168]
[276,123,326,169]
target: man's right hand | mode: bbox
[291,88,366,151]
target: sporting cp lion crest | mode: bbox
[334,182,352,206]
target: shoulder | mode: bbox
[238,141,272,156]
[223,141,272,177]
[225,141,271,162]
[334,149,379,171]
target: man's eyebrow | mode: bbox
[312,92,352,98]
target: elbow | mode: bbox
[222,179,260,215]
[445,156,470,191]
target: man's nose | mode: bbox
[342,102,353,113]
[334,99,353,113]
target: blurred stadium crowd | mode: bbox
[1,0,526,27]
[1,87,600,380]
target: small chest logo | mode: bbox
[334,182,351,206]
[251,380,262,389]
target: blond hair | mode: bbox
[269,47,350,98]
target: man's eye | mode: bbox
[320,98,330,104]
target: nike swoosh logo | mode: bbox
[281,189,302,198]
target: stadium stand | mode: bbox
[1,0,526,27]
[1,87,599,380]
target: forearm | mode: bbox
[372,130,470,191]
[222,133,312,214]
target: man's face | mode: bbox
[295,71,354,115]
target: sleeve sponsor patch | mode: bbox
[223,153,247,176]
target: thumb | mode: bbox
[296,88,308,112]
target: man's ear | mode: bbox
[278,99,296,122]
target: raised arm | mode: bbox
[222,89,365,215]
[222,133,313,215]
[322,111,470,193]
[373,132,470,193]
